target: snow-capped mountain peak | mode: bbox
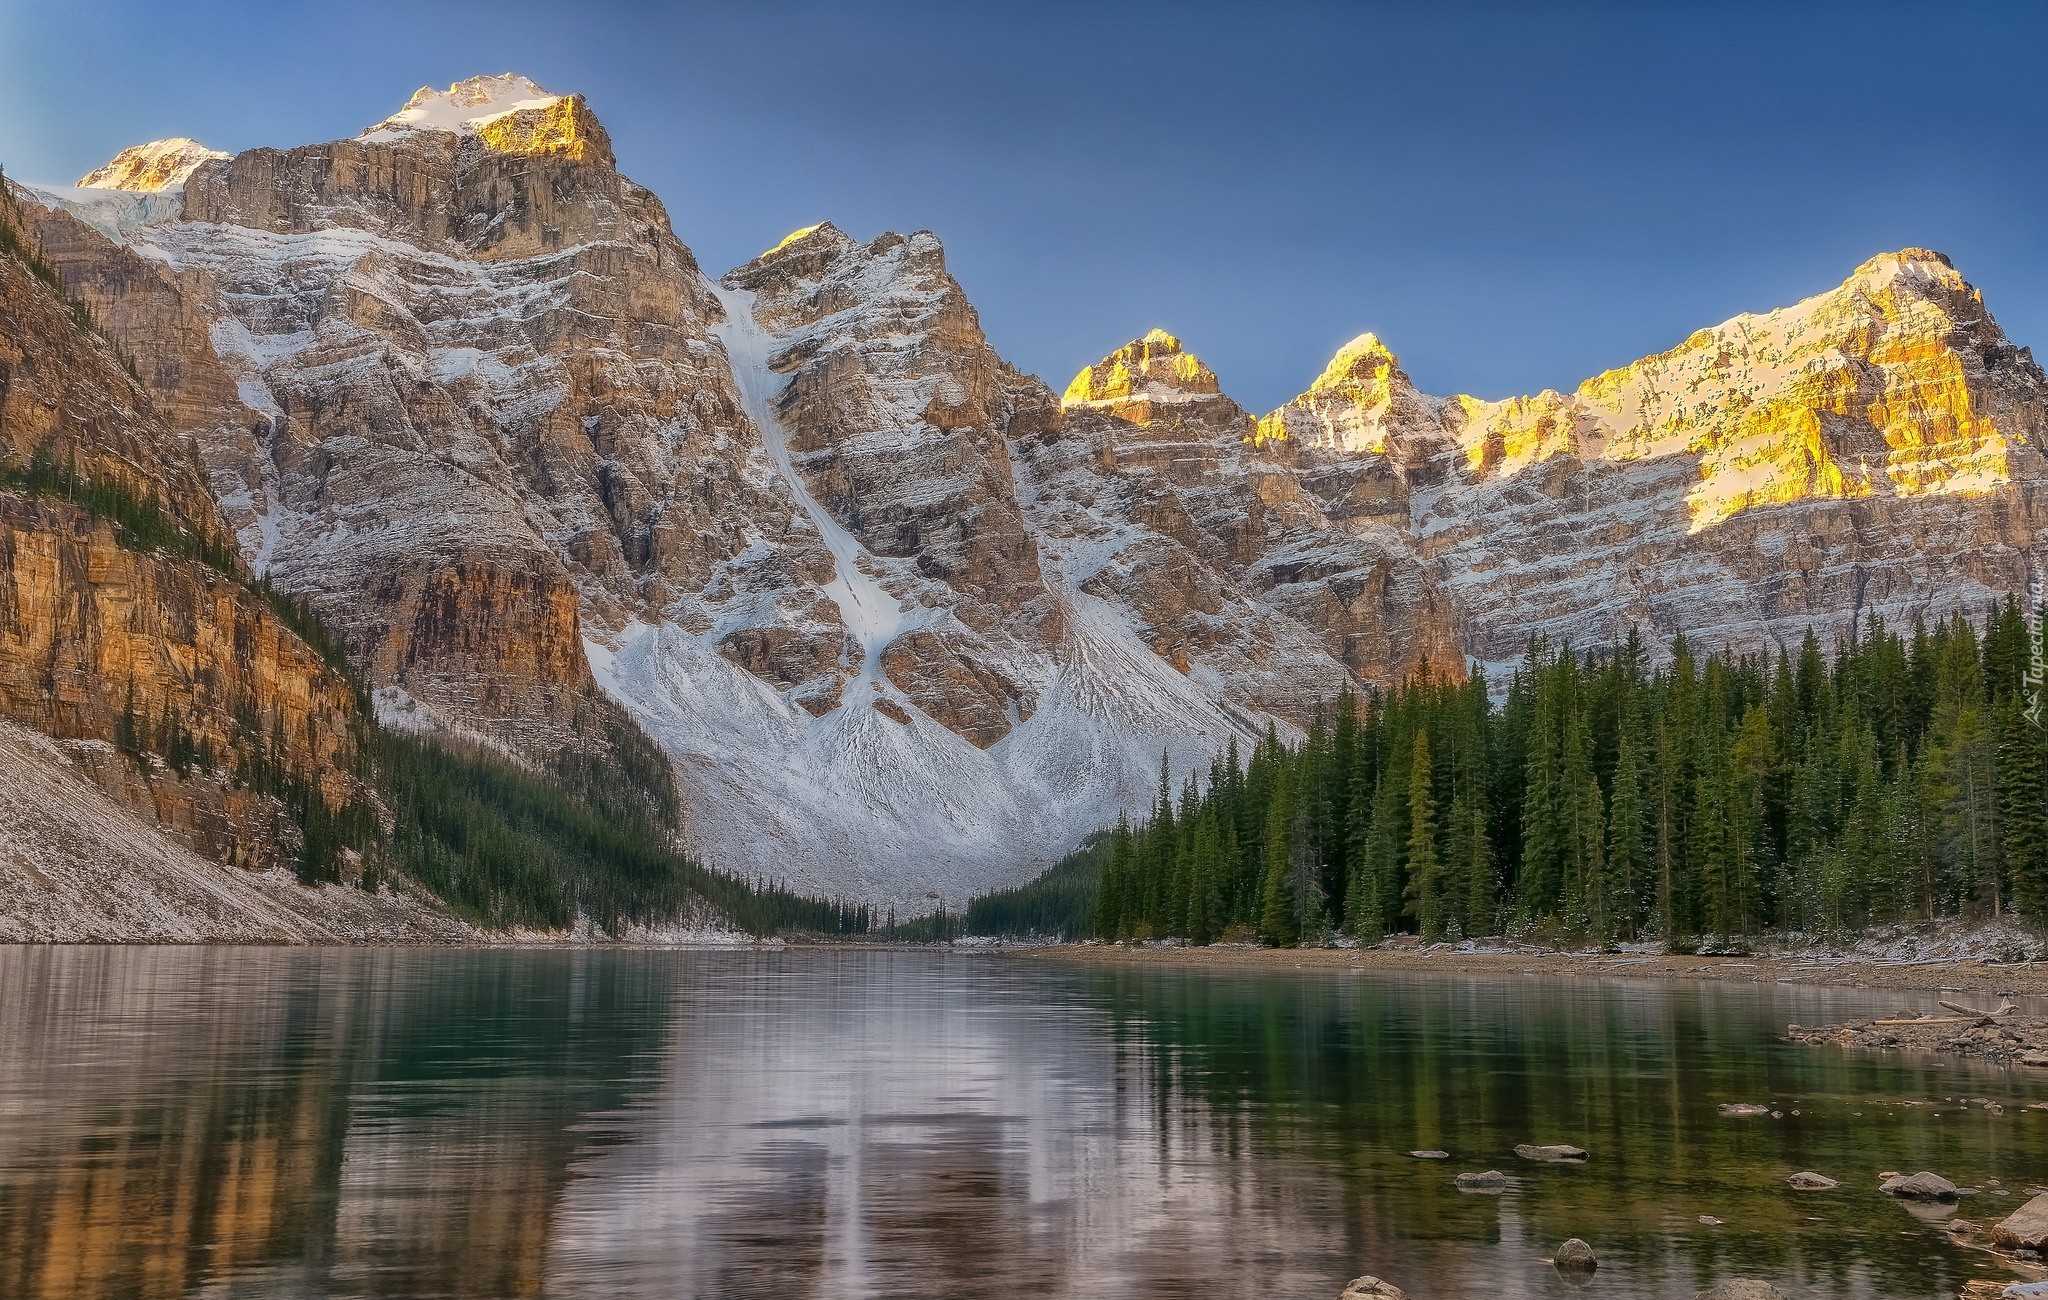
[75,138,227,192]
[360,74,563,140]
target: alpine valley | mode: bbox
[3,74,2043,933]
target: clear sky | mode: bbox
[4,0,2044,413]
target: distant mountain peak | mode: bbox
[755,221,857,263]
[75,138,226,192]
[1311,332,1406,392]
[361,74,562,139]
[1063,329,1223,407]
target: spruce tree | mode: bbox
[1259,770,1300,946]
[1999,700,2048,920]
[1404,732,1444,939]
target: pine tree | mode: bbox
[1607,727,1647,938]
[1404,731,1444,939]
[1259,770,1299,946]
[1999,700,2048,920]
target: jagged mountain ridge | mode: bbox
[15,74,2044,907]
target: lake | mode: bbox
[0,947,2038,1299]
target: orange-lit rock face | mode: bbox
[0,238,367,867]
[1555,249,2041,530]
[475,96,615,167]
[1251,247,2048,674]
[1061,330,1254,486]
[75,138,226,192]
[1064,329,1222,405]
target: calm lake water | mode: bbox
[0,948,2040,1300]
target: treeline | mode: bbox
[1072,610,2048,950]
[373,730,873,936]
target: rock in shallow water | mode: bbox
[1340,1277,1406,1299]
[1787,1171,1839,1190]
[1455,1170,1507,1191]
[1881,1171,1960,1201]
[1696,1283,1786,1300]
[1515,1142,1589,1162]
[1719,1103,1770,1117]
[1408,1149,1449,1159]
[1553,1238,1597,1271]
[1993,1191,2048,1249]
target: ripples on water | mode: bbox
[0,947,2040,1299]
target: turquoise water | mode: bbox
[0,947,2038,1299]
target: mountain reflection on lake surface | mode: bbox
[0,948,2040,1299]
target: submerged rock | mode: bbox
[1696,1283,1786,1300]
[1408,1149,1449,1160]
[1882,1171,1960,1201]
[1719,1103,1770,1117]
[1787,1172,1839,1190]
[1456,1170,1507,1191]
[1515,1143,1589,1162]
[1340,1277,1406,1299]
[1993,1192,2048,1250]
[1553,1238,1598,1271]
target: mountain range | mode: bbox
[2,74,2041,925]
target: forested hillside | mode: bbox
[999,609,2048,950]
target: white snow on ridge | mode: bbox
[360,74,563,141]
[710,283,912,684]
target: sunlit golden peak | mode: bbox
[765,223,834,258]
[1311,332,1403,391]
[1847,248,1965,295]
[76,138,227,192]
[1062,328,1224,407]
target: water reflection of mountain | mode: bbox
[1,951,2043,1299]
[0,948,677,1299]
[544,951,1362,1298]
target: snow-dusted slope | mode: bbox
[0,721,476,943]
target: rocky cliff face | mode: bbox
[1254,248,2048,672]
[0,199,373,880]
[19,75,2045,906]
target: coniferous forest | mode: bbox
[980,607,2048,950]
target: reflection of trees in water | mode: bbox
[0,948,677,1299]
[1086,968,2046,1299]
[2,952,2041,1299]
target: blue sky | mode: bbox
[4,0,2044,412]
